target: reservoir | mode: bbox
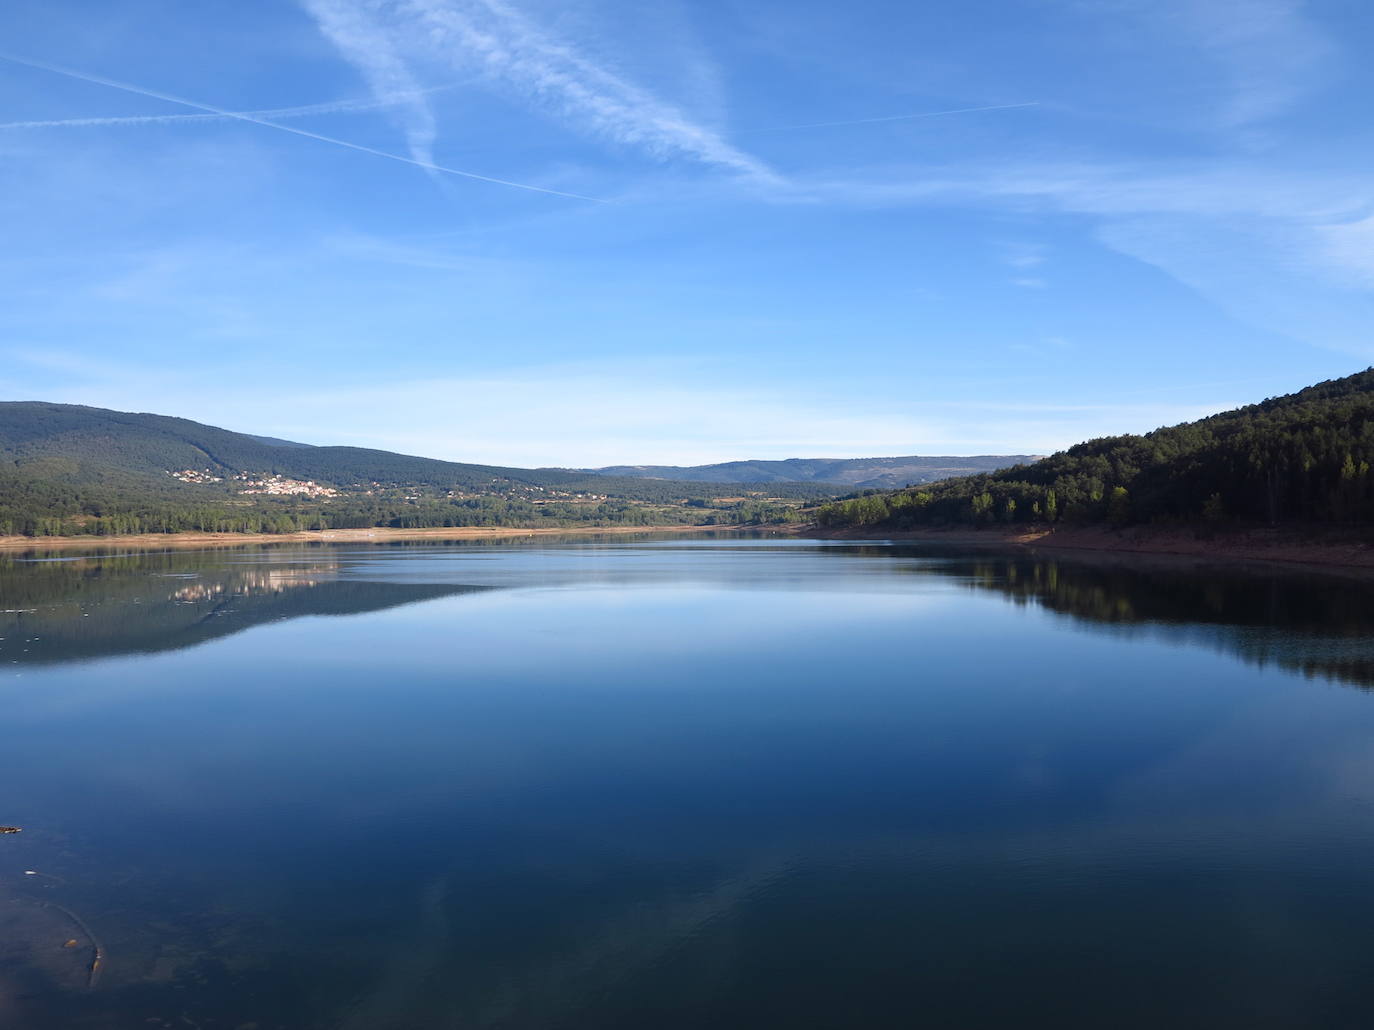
[3,536,1374,1028]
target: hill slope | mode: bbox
[0,401,626,492]
[588,454,1041,490]
[817,369,1374,531]
[0,402,832,537]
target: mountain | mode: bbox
[817,368,1374,531]
[0,401,617,492]
[0,402,834,538]
[587,455,1041,490]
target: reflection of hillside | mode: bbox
[860,544,1374,691]
[0,552,486,667]
[169,567,330,602]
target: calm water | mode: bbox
[4,535,1374,1029]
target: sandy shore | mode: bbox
[807,523,1374,571]
[0,523,741,553]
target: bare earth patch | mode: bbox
[0,523,741,554]
[807,524,1374,572]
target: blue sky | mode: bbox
[2,0,1371,466]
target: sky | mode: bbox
[2,0,1372,467]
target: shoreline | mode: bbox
[0,523,744,553]
[805,523,1374,572]
[3,520,1372,573]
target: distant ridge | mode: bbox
[586,455,1042,490]
[0,401,836,538]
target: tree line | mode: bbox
[817,368,1374,531]
[0,474,800,538]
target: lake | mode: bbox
[4,535,1374,1029]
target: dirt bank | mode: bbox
[7,520,1371,572]
[0,523,742,554]
[805,523,1374,571]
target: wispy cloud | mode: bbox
[302,0,779,183]
[802,157,1374,355]
[1001,242,1047,269]
[1008,336,1074,359]
[1079,0,1333,128]
[743,101,1039,135]
[812,161,1369,222]
[1169,0,1332,127]
[323,232,496,272]
[0,52,601,201]
[301,0,439,167]
[1097,214,1374,356]
[1316,215,1374,289]
[1001,242,1049,288]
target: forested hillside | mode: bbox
[0,402,741,493]
[590,454,1040,489]
[0,402,831,537]
[816,369,1374,531]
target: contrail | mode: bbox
[0,52,603,202]
[745,101,1040,134]
[4,112,251,129]
[0,85,458,131]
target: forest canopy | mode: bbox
[816,368,1374,531]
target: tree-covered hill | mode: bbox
[588,454,1042,490]
[816,369,1374,531]
[0,402,833,537]
[0,402,675,492]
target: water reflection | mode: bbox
[6,538,1374,1028]
[868,545,1374,691]
[6,541,1374,690]
[0,550,488,666]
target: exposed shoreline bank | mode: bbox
[0,523,743,553]
[805,523,1374,571]
[3,520,1373,573]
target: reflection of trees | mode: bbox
[7,540,1374,688]
[868,545,1374,691]
[0,551,486,667]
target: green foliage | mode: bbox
[591,454,1041,489]
[0,402,828,502]
[971,491,994,523]
[816,367,1374,531]
[1107,486,1130,527]
[0,402,833,537]
[1201,493,1226,523]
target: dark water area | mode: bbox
[4,536,1374,1028]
